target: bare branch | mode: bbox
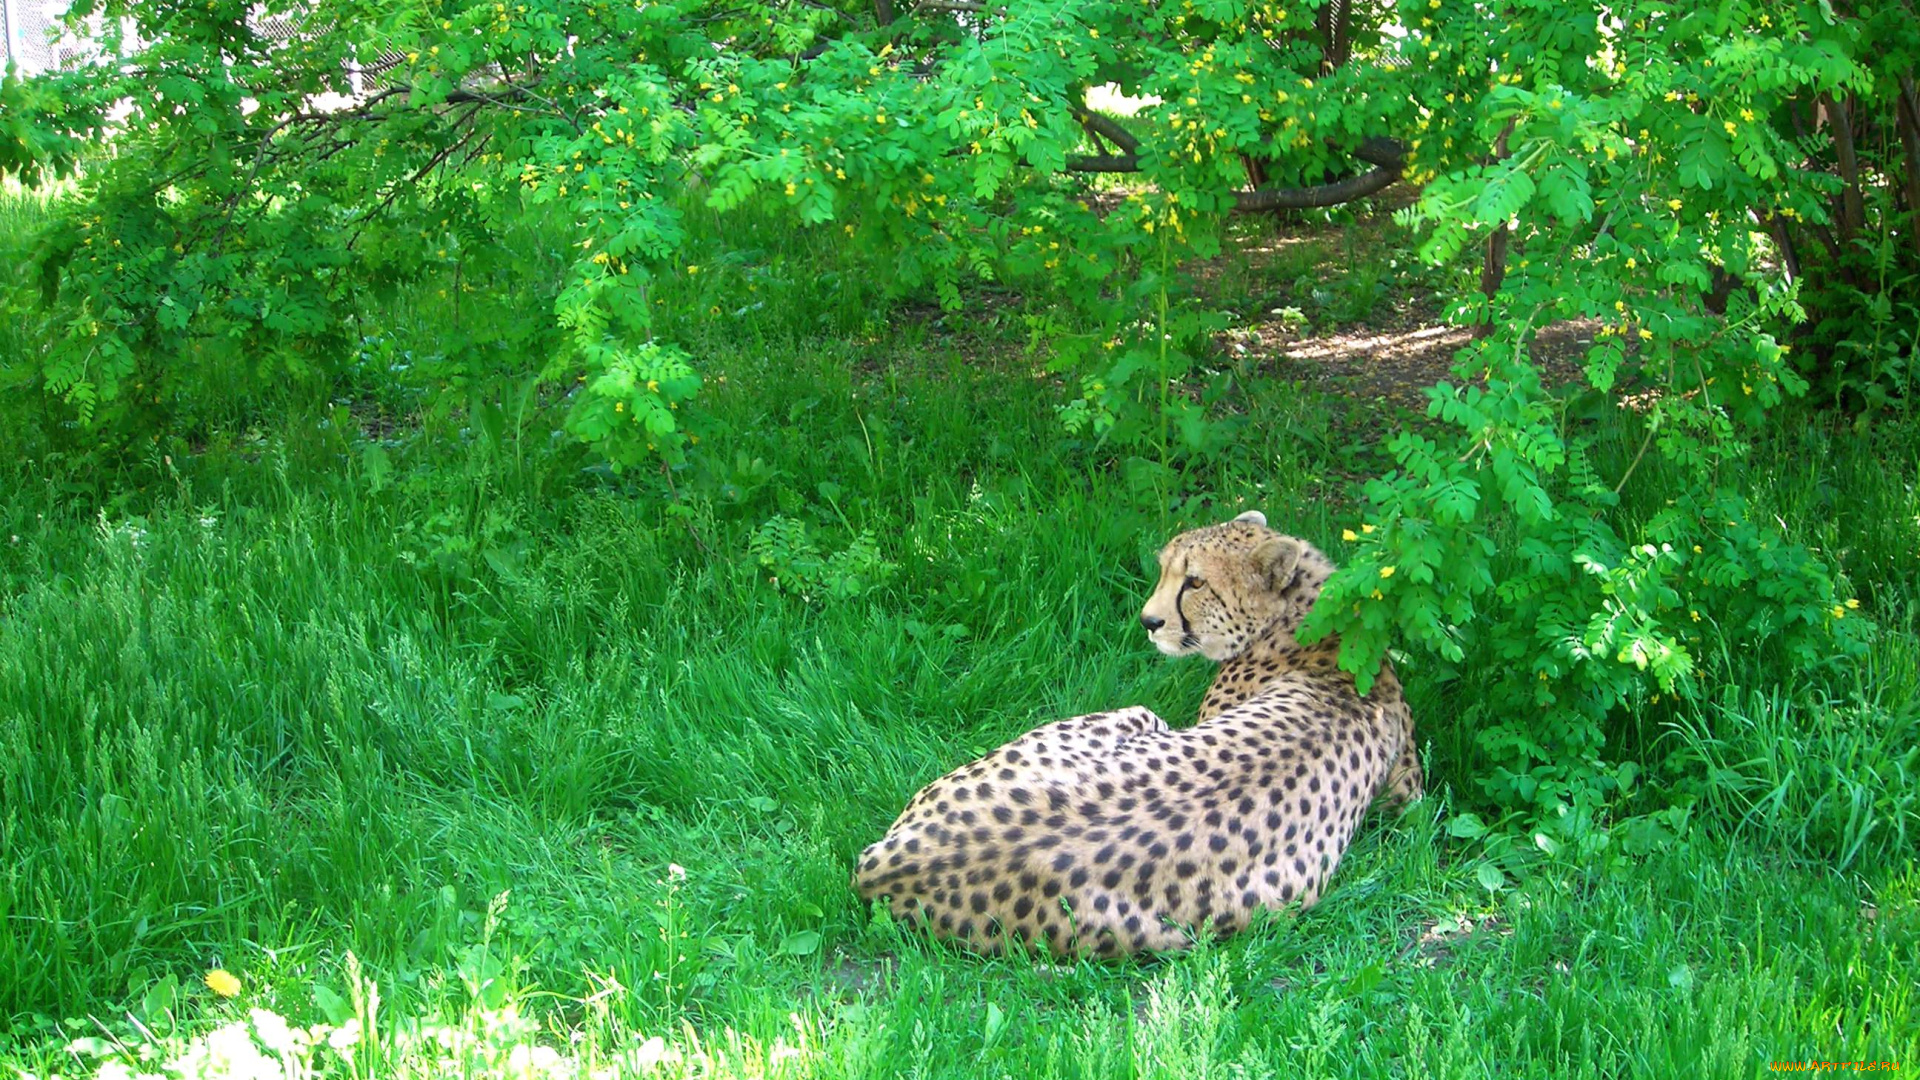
[1075,108,1141,156]
[1060,114,1405,211]
[1230,164,1402,212]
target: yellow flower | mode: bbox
[686,265,699,275]
[205,970,242,998]
[1845,598,1860,609]
[1740,108,1755,122]
[1370,588,1384,600]
[1689,610,1700,622]
[1379,566,1396,579]
[1361,523,1376,534]
[647,379,660,392]
[1831,604,1846,619]
[1667,198,1682,211]
[1692,545,1703,554]
[1342,529,1358,542]
[1088,27,1098,37]
[1723,120,1737,135]
[614,400,625,412]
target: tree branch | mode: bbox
[1230,163,1402,211]
[1075,107,1141,157]
[1060,117,1405,211]
[1474,120,1515,339]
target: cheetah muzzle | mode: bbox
[854,511,1424,957]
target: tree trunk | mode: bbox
[1473,122,1516,339]
[1822,92,1866,242]
[1897,74,1920,261]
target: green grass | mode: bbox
[2,189,1917,1078]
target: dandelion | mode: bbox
[205,969,242,998]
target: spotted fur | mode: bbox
[853,512,1423,957]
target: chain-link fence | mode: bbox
[3,0,333,78]
[3,0,88,75]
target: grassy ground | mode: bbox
[2,187,1917,1078]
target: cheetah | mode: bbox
[854,510,1422,957]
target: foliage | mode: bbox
[5,0,1919,836]
[1297,0,1911,816]
[749,513,899,600]
[1,0,1423,463]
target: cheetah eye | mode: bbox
[1184,575,1204,590]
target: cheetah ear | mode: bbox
[1251,534,1303,589]
[1232,510,1267,527]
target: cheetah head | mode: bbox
[1139,511,1331,661]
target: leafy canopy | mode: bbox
[7,0,1912,821]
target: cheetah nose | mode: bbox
[1140,613,1165,631]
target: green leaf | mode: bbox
[1472,168,1535,225]
[1475,861,1507,892]
[313,984,353,1026]
[779,930,822,956]
[983,1002,1007,1046]
[1447,813,1489,840]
